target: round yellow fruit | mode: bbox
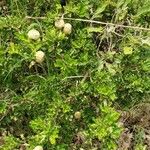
[33,145,43,150]
[55,19,65,29]
[63,23,72,35]
[74,111,81,119]
[35,51,45,63]
[27,29,40,40]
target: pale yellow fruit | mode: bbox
[74,111,81,119]
[33,145,43,150]
[55,19,65,29]
[27,29,40,40]
[63,23,72,35]
[35,51,45,63]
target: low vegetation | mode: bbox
[0,0,150,149]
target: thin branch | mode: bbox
[64,18,150,31]
[81,72,89,83]
[25,16,46,20]
[62,76,86,80]
[25,16,150,31]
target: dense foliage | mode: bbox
[0,0,150,149]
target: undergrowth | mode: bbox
[0,0,150,149]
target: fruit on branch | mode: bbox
[63,23,72,35]
[55,18,65,29]
[27,29,40,40]
[35,51,45,63]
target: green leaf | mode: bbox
[0,102,7,114]
[49,128,59,145]
[86,27,103,33]
[8,43,19,54]
[136,2,150,17]
[123,47,133,55]
[105,63,116,75]
[92,2,108,19]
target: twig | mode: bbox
[25,16,150,31]
[64,18,150,31]
[62,75,89,81]
[81,72,89,83]
[25,16,46,20]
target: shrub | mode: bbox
[0,0,149,149]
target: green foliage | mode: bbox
[0,0,150,149]
[89,105,121,150]
[0,134,20,150]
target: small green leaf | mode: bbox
[0,102,7,114]
[105,63,116,75]
[123,47,133,55]
[98,60,104,71]
[49,128,59,145]
[92,3,108,18]
[8,42,19,54]
[86,27,103,33]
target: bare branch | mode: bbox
[25,16,150,31]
